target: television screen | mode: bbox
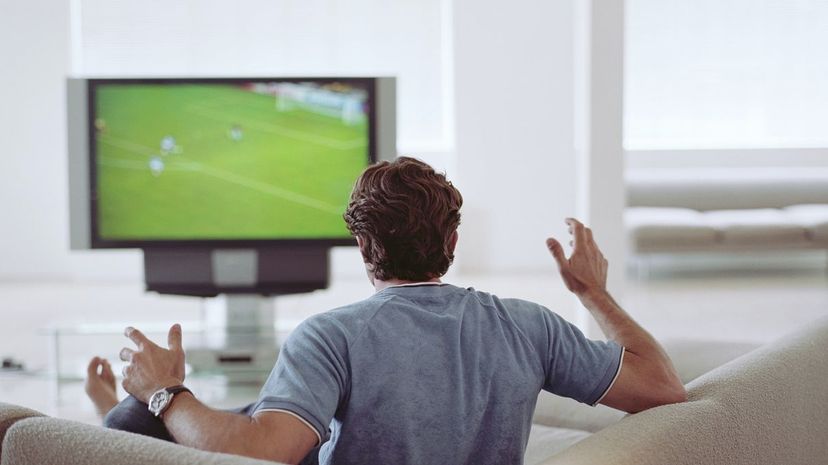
[89,78,374,245]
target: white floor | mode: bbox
[1,267,826,425]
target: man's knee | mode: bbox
[103,396,173,441]
[103,395,143,430]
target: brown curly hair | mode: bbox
[343,157,463,281]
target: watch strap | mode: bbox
[165,385,192,396]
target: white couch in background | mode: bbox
[626,168,828,254]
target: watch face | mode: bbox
[149,390,171,415]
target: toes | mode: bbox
[87,357,101,377]
[101,360,115,380]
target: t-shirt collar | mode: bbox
[376,281,449,293]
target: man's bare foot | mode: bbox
[85,357,118,417]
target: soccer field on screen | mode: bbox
[94,83,369,240]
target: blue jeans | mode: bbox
[104,395,319,464]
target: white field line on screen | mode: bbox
[99,129,229,157]
[98,157,200,171]
[182,158,344,216]
[98,134,157,156]
[98,135,343,216]
[186,104,366,151]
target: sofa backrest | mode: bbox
[627,168,828,210]
[541,316,828,465]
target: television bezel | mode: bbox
[86,77,377,249]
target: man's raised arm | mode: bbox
[546,218,687,413]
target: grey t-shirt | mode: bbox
[252,284,623,465]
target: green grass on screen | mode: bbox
[95,83,368,240]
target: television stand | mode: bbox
[186,294,280,380]
[140,246,332,380]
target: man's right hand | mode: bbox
[546,218,609,298]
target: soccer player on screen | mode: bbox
[228,124,243,142]
[160,135,176,155]
[148,156,164,177]
[85,157,686,465]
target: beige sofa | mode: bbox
[3,317,827,465]
[626,168,828,254]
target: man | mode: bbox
[160,135,176,154]
[86,157,686,465]
[148,156,165,177]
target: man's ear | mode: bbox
[356,236,368,262]
[448,230,459,255]
[355,236,376,285]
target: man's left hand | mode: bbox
[119,324,185,403]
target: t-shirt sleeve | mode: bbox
[508,300,623,406]
[251,315,349,443]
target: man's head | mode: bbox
[344,157,463,283]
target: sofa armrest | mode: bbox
[2,417,283,465]
[540,316,828,465]
[0,402,43,455]
[532,339,758,432]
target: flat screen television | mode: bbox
[68,77,397,249]
[68,76,395,296]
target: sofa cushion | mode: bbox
[702,209,810,246]
[784,204,828,244]
[524,424,591,465]
[626,208,719,250]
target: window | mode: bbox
[625,0,828,150]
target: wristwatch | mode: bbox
[148,385,192,418]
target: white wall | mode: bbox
[452,0,578,274]
[0,0,125,280]
[572,0,626,336]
